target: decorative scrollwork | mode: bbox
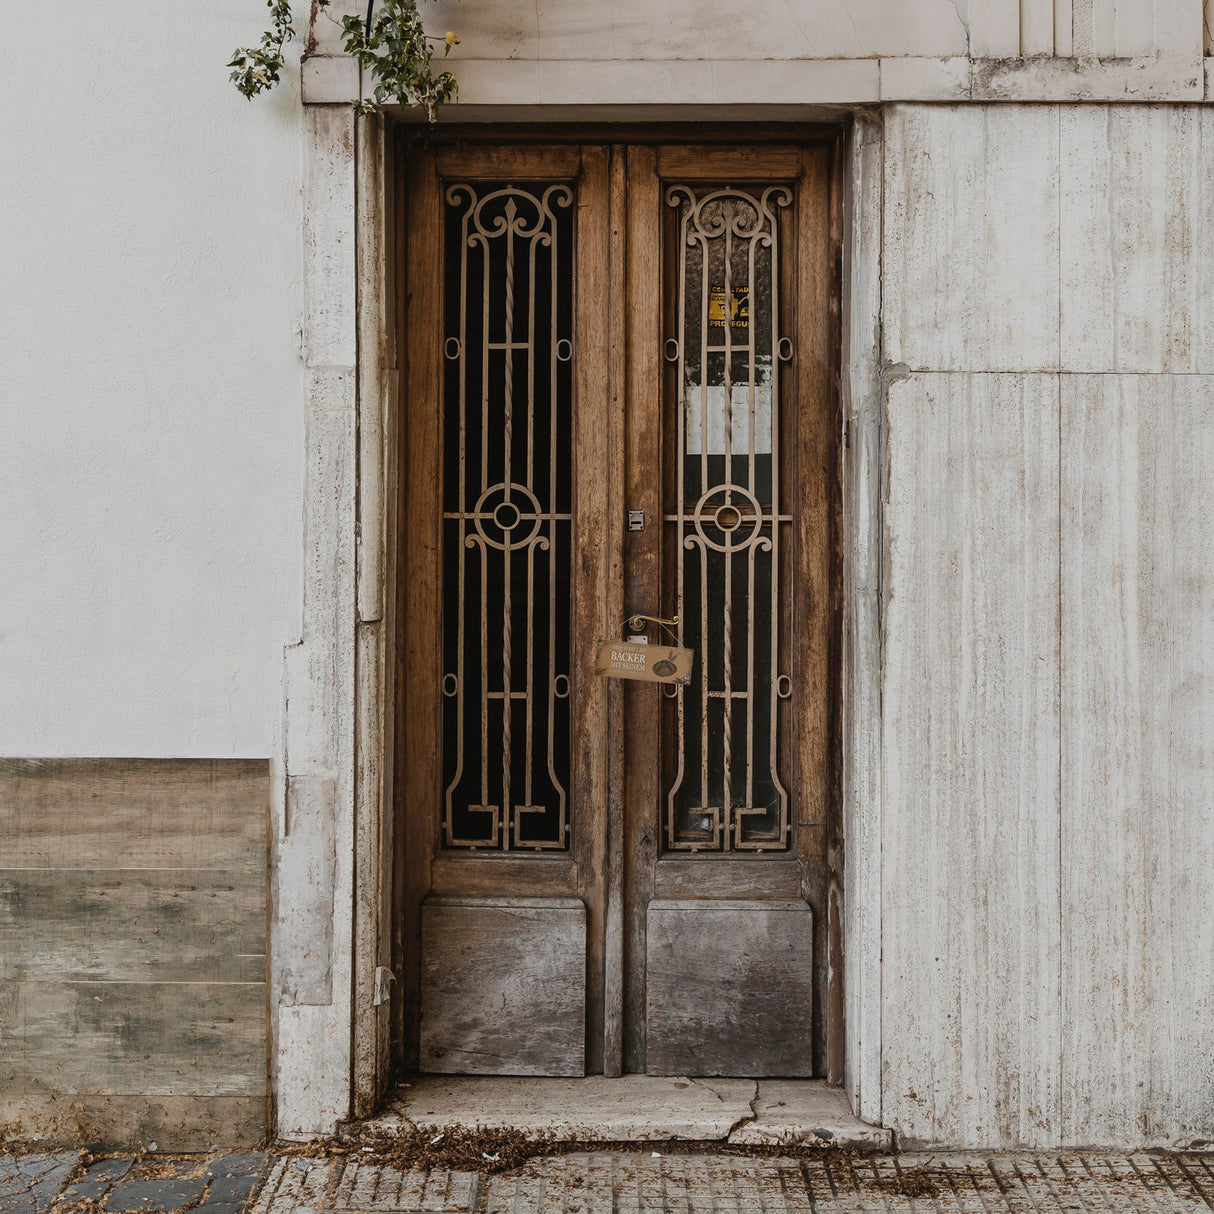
[441,183,574,852]
[663,181,793,853]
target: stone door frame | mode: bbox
[273,92,885,1139]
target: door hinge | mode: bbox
[373,966,395,1007]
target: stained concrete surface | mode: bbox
[369,1077,889,1149]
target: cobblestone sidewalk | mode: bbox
[4,1149,1214,1213]
[0,1151,270,1214]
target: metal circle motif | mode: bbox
[690,483,765,553]
[776,674,793,700]
[471,482,543,551]
[664,338,681,363]
[777,336,794,362]
[556,338,573,362]
[493,500,521,531]
[553,674,571,700]
[444,337,462,360]
[714,503,743,532]
[442,673,460,698]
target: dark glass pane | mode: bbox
[441,183,575,851]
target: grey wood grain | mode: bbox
[645,900,814,1077]
[1,980,265,1096]
[419,897,586,1077]
[0,869,264,983]
[0,1094,264,1151]
[0,759,268,870]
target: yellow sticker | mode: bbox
[708,285,749,329]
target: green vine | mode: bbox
[229,0,459,121]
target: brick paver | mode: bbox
[247,1151,1214,1213]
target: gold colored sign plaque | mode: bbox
[594,640,694,685]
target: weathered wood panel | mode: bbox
[0,870,264,984]
[645,900,815,1077]
[0,1094,264,1152]
[0,759,266,870]
[881,373,1061,1147]
[1060,107,1213,375]
[1060,373,1214,1147]
[419,898,587,1077]
[651,860,804,901]
[1,981,265,1096]
[0,758,268,1147]
[883,106,1060,373]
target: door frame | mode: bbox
[273,107,885,1137]
[390,127,845,1081]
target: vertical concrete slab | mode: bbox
[841,114,884,1128]
[1061,107,1213,374]
[881,373,1061,1146]
[883,106,1060,373]
[1060,374,1214,1146]
[275,103,358,1138]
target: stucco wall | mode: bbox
[0,0,305,757]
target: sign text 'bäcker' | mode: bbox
[594,640,694,685]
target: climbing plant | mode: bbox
[229,0,459,121]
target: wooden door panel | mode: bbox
[397,142,615,1075]
[621,143,839,1077]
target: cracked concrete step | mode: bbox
[727,1080,892,1149]
[364,1076,891,1149]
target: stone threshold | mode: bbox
[358,1076,891,1150]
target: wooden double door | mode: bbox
[397,136,840,1079]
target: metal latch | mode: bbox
[627,509,646,532]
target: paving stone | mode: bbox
[104,1175,209,1212]
[204,1152,271,1206]
[0,1152,83,1214]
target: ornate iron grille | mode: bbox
[663,184,794,853]
[441,182,574,851]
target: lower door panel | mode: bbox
[419,896,587,1076]
[644,899,814,1076]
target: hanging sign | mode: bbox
[595,639,694,685]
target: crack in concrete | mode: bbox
[946,0,970,58]
[723,1081,761,1141]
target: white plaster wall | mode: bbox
[0,1,306,757]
